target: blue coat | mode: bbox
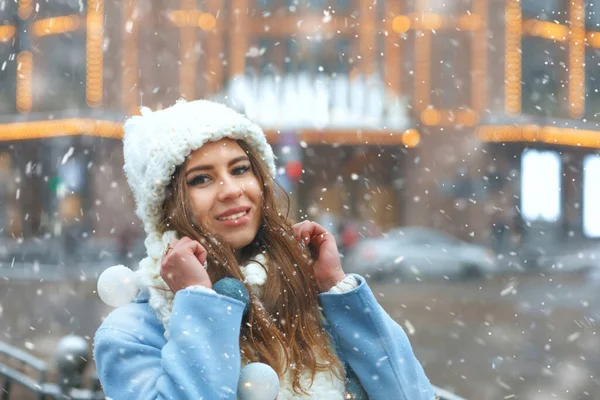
[93,275,435,399]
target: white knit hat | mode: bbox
[123,98,276,235]
[97,99,277,337]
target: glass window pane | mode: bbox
[587,0,600,30]
[32,32,86,112]
[281,37,352,75]
[427,0,471,14]
[521,149,562,222]
[585,49,600,121]
[257,0,273,10]
[0,0,16,22]
[35,0,83,19]
[583,155,600,238]
[431,32,471,108]
[521,38,561,117]
[522,0,566,24]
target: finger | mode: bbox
[176,236,192,246]
[189,241,208,266]
[294,221,314,244]
[300,221,326,240]
[311,230,333,248]
[291,222,305,243]
[301,222,328,246]
[162,239,178,261]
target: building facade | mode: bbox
[0,0,599,259]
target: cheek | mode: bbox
[245,180,262,204]
[189,192,214,223]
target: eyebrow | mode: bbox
[185,156,250,177]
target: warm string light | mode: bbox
[179,0,197,100]
[359,0,376,77]
[472,0,488,115]
[0,119,421,147]
[569,0,585,119]
[587,32,600,48]
[411,12,443,30]
[16,0,33,114]
[523,19,569,41]
[392,13,481,33]
[409,0,487,125]
[527,24,600,48]
[17,0,32,20]
[0,119,123,141]
[401,129,421,148]
[229,0,248,76]
[421,108,479,126]
[167,5,220,98]
[122,0,138,115]
[519,3,590,119]
[414,0,430,115]
[458,14,482,31]
[477,125,600,148]
[203,0,223,96]
[391,15,410,34]
[385,2,403,98]
[505,0,522,116]
[86,0,104,107]
[0,25,16,42]
[263,129,421,147]
[16,51,32,114]
[168,10,216,30]
[32,15,81,37]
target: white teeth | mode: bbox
[218,210,248,221]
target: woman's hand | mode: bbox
[291,221,346,293]
[161,236,212,293]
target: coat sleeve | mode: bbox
[319,274,435,400]
[93,288,245,400]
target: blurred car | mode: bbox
[343,227,497,281]
[536,241,600,274]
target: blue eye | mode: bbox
[233,165,250,175]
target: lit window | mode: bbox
[583,155,600,238]
[521,149,561,222]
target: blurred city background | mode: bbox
[1,0,600,398]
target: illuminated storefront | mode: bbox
[1,0,599,251]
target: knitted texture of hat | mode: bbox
[122,99,277,236]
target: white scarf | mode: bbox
[135,231,346,399]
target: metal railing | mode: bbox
[0,335,465,400]
[0,335,103,399]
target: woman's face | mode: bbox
[184,138,263,250]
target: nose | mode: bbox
[217,175,243,202]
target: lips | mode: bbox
[216,210,249,221]
[216,208,251,228]
[216,206,251,220]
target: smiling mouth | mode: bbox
[216,210,249,221]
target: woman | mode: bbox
[93,99,435,400]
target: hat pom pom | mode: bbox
[238,362,280,400]
[213,278,250,316]
[97,265,140,307]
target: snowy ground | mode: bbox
[1,270,599,399]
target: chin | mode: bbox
[223,229,258,250]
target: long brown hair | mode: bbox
[159,139,342,393]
